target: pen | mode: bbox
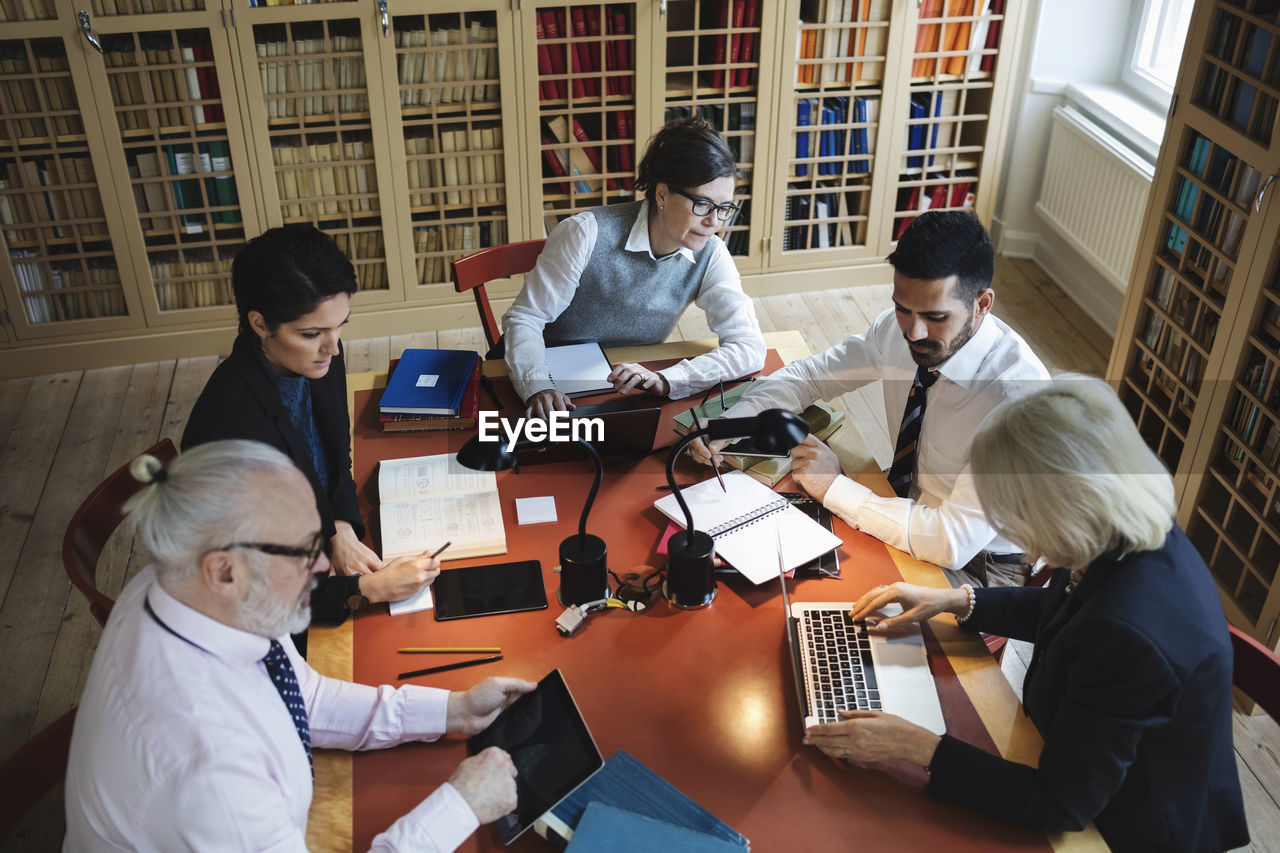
[692,412,727,493]
[430,541,452,558]
[398,647,502,654]
[398,655,502,680]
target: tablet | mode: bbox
[467,669,603,845]
[432,560,548,621]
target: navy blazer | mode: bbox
[181,331,363,625]
[928,526,1247,852]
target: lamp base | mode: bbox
[664,530,717,610]
[558,533,608,607]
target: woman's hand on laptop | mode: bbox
[445,677,538,735]
[609,363,669,396]
[525,389,574,419]
[850,582,971,631]
[804,710,942,768]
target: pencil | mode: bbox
[692,412,727,493]
[397,647,502,654]
[398,655,502,680]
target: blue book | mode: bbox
[1167,137,1211,253]
[818,107,833,175]
[850,97,869,173]
[565,803,747,852]
[927,92,943,168]
[795,99,816,176]
[1232,27,1271,130]
[906,94,928,170]
[535,750,749,849]
[378,348,478,415]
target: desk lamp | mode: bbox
[664,409,809,609]
[456,435,607,607]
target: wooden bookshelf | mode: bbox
[0,0,1025,371]
[1109,0,1280,649]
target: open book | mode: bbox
[653,471,842,584]
[378,453,506,561]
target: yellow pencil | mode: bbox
[397,647,502,654]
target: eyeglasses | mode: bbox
[670,187,741,222]
[212,532,329,572]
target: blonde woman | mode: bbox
[804,376,1247,852]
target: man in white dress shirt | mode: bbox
[693,211,1050,587]
[64,439,533,851]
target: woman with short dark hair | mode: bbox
[803,376,1248,852]
[503,116,766,418]
[183,224,437,626]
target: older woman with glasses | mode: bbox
[802,376,1247,852]
[182,224,437,630]
[502,115,766,418]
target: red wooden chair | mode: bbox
[0,707,76,843]
[451,238,547,351]
[62,438,178,627]
[1229,625,1280,718]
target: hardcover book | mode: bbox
[379,348,479,415]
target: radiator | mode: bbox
[1034,105,1154,290]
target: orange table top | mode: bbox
[308,336,1101,852]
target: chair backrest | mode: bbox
[62,438,178,627]
[1229,625,1280,718]
[0,707,76,843]
[451,239,547,349]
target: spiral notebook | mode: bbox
[653,471,843,585]
[545,342,614,397]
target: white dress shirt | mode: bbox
[501,200,765,403]
[724,308,1049,571]
[64,566,478,852]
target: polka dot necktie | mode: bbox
[887,366,940,499]
[263,639,313,777]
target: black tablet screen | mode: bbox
[432,560,548,621]
[467,669,602,844]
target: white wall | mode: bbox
[993,0,1150,337]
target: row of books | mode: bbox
[535,5,632,100]
[394,22,499,107]
[257,36,365,119]
[795,96,876,177]
[411,219,508,285]
[0,0,55,20]
[271,140,376,220]
[665,102,756,165]
[1203,13,1273,140]
[129,142,240,232]
[783,191,868,251]
[405,127,505,208]
[540,112,635,196]
[246,0,344,6]
[328,231,386,289]
[1,159,104,242]
[702,0,761,90]
[893,180,974,239]
[913,0,1003,78]
[105,43,225,131]
[11,250,126,322]
[798,0,888,86]
[0,51,80,141]
[906,88,960,170]
[88,0,201,12]
[151,254,232,311]
[1227,355,1280,467]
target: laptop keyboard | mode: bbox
[801,609,881,722]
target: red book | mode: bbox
[611,8,632,95]
[535,17,556,99]
[710,0,729,89]
[541,126,572,195]
[926,183,948,209]
[949,181,974,208]
[734,0,759,86]
[571,8,594,97]
[570,118,603,173]
[727,0,747,86]
[540,10,569,98]
[616,110,635,191]
[380,357,482,432]
[192,45,223,122]
[980,0,1003,72]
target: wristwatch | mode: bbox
[344,573,369,612]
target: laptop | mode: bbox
[776,528,946,734]
[515,401,661,466]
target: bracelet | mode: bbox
[956,584,976,624]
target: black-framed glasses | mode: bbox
[670,187,740,222]
[212,532,329,572]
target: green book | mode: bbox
[672,382,753,435]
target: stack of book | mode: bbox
[673,383,846,487]
[378,348,482,432]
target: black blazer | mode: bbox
[181,331,362,625]
[928,525,1247,852]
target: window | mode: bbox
[1125,0,1195,104]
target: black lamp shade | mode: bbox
[705,409,809,453]
[455,435,515,471]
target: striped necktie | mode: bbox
[887,366,940,498]
[263,639,314,777]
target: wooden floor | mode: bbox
[2,257,1276,850]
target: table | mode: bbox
[310,333,1104,853]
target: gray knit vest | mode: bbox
[543,201,716,347]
